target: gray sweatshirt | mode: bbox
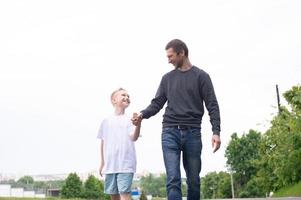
[141,66,221,135]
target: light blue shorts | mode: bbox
[104,173,134,194]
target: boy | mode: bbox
[97,88,141,200]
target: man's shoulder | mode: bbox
[192,65,208,74]
[164,69,176,76]
[191,66,212,81]
[162,66,209,78]
[160,69,176,81]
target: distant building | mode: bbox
[47,188,60,197]
[0,184,45,198]
[0,184,11,197]
[23,191,35,198]
[32,174,68,181]
[11,188,23,197]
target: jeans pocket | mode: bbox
[189,128,201,137]
[162,127,173,133]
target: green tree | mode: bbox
[257,85,301,191]
[140,173,166,197]
[82,175,106,199]
[225,130,262,182]
[217,171,232,198]
[61,173,83,198]
[201,171,231,199]
[17,176,34,184]
[17,176,34,190]
[201,172,219,199]
[239,177,266,198]
[225,130,262,196]
[284,85,301,114]
[33,181,48,193]
[140,190,147,200]
[83,175,101,199]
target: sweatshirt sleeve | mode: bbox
[200,73,221,135]
[141,76,167,119]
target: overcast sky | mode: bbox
[0,0,300,178]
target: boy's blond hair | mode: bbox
[110,88,126,104]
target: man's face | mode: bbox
[166,48,184,68]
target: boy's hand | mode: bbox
[99,163,104,177]
[131,112,142,126]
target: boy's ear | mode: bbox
[111,98,116,105]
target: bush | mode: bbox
[61,173,83,198]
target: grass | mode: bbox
[1,198,165,200]
[273,181,301,197]
[0,198,166,200]
[0,198,68,200]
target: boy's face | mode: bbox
[111,90,130,108]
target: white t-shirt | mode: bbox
[97,114,136,174]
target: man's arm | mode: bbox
[140,76,167,119]
[201,73,221,152]
[201,73,221,135]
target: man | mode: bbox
[132,39,221,200]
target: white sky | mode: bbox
[0,0,300,178]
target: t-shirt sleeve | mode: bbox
[97,120,106,139]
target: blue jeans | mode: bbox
[162,127,202,200]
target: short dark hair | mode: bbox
[165,39,189,57]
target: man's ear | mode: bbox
[179,50,185,56]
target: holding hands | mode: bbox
[131,112,143,126]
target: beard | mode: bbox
[175,60,183,69]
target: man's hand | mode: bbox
[131,112,143,126]
[212,134,221,153]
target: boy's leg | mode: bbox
[120,193,131,200]
[105,174,119,197]
[110,194,120,200]
[116,173,134,200]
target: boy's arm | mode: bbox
[99,140,104,176]
[130,113,141,141]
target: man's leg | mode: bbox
[162,127,182,200]
[183,128,202,200]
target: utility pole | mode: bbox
[276,84,281,113]
[230,171,235,199]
